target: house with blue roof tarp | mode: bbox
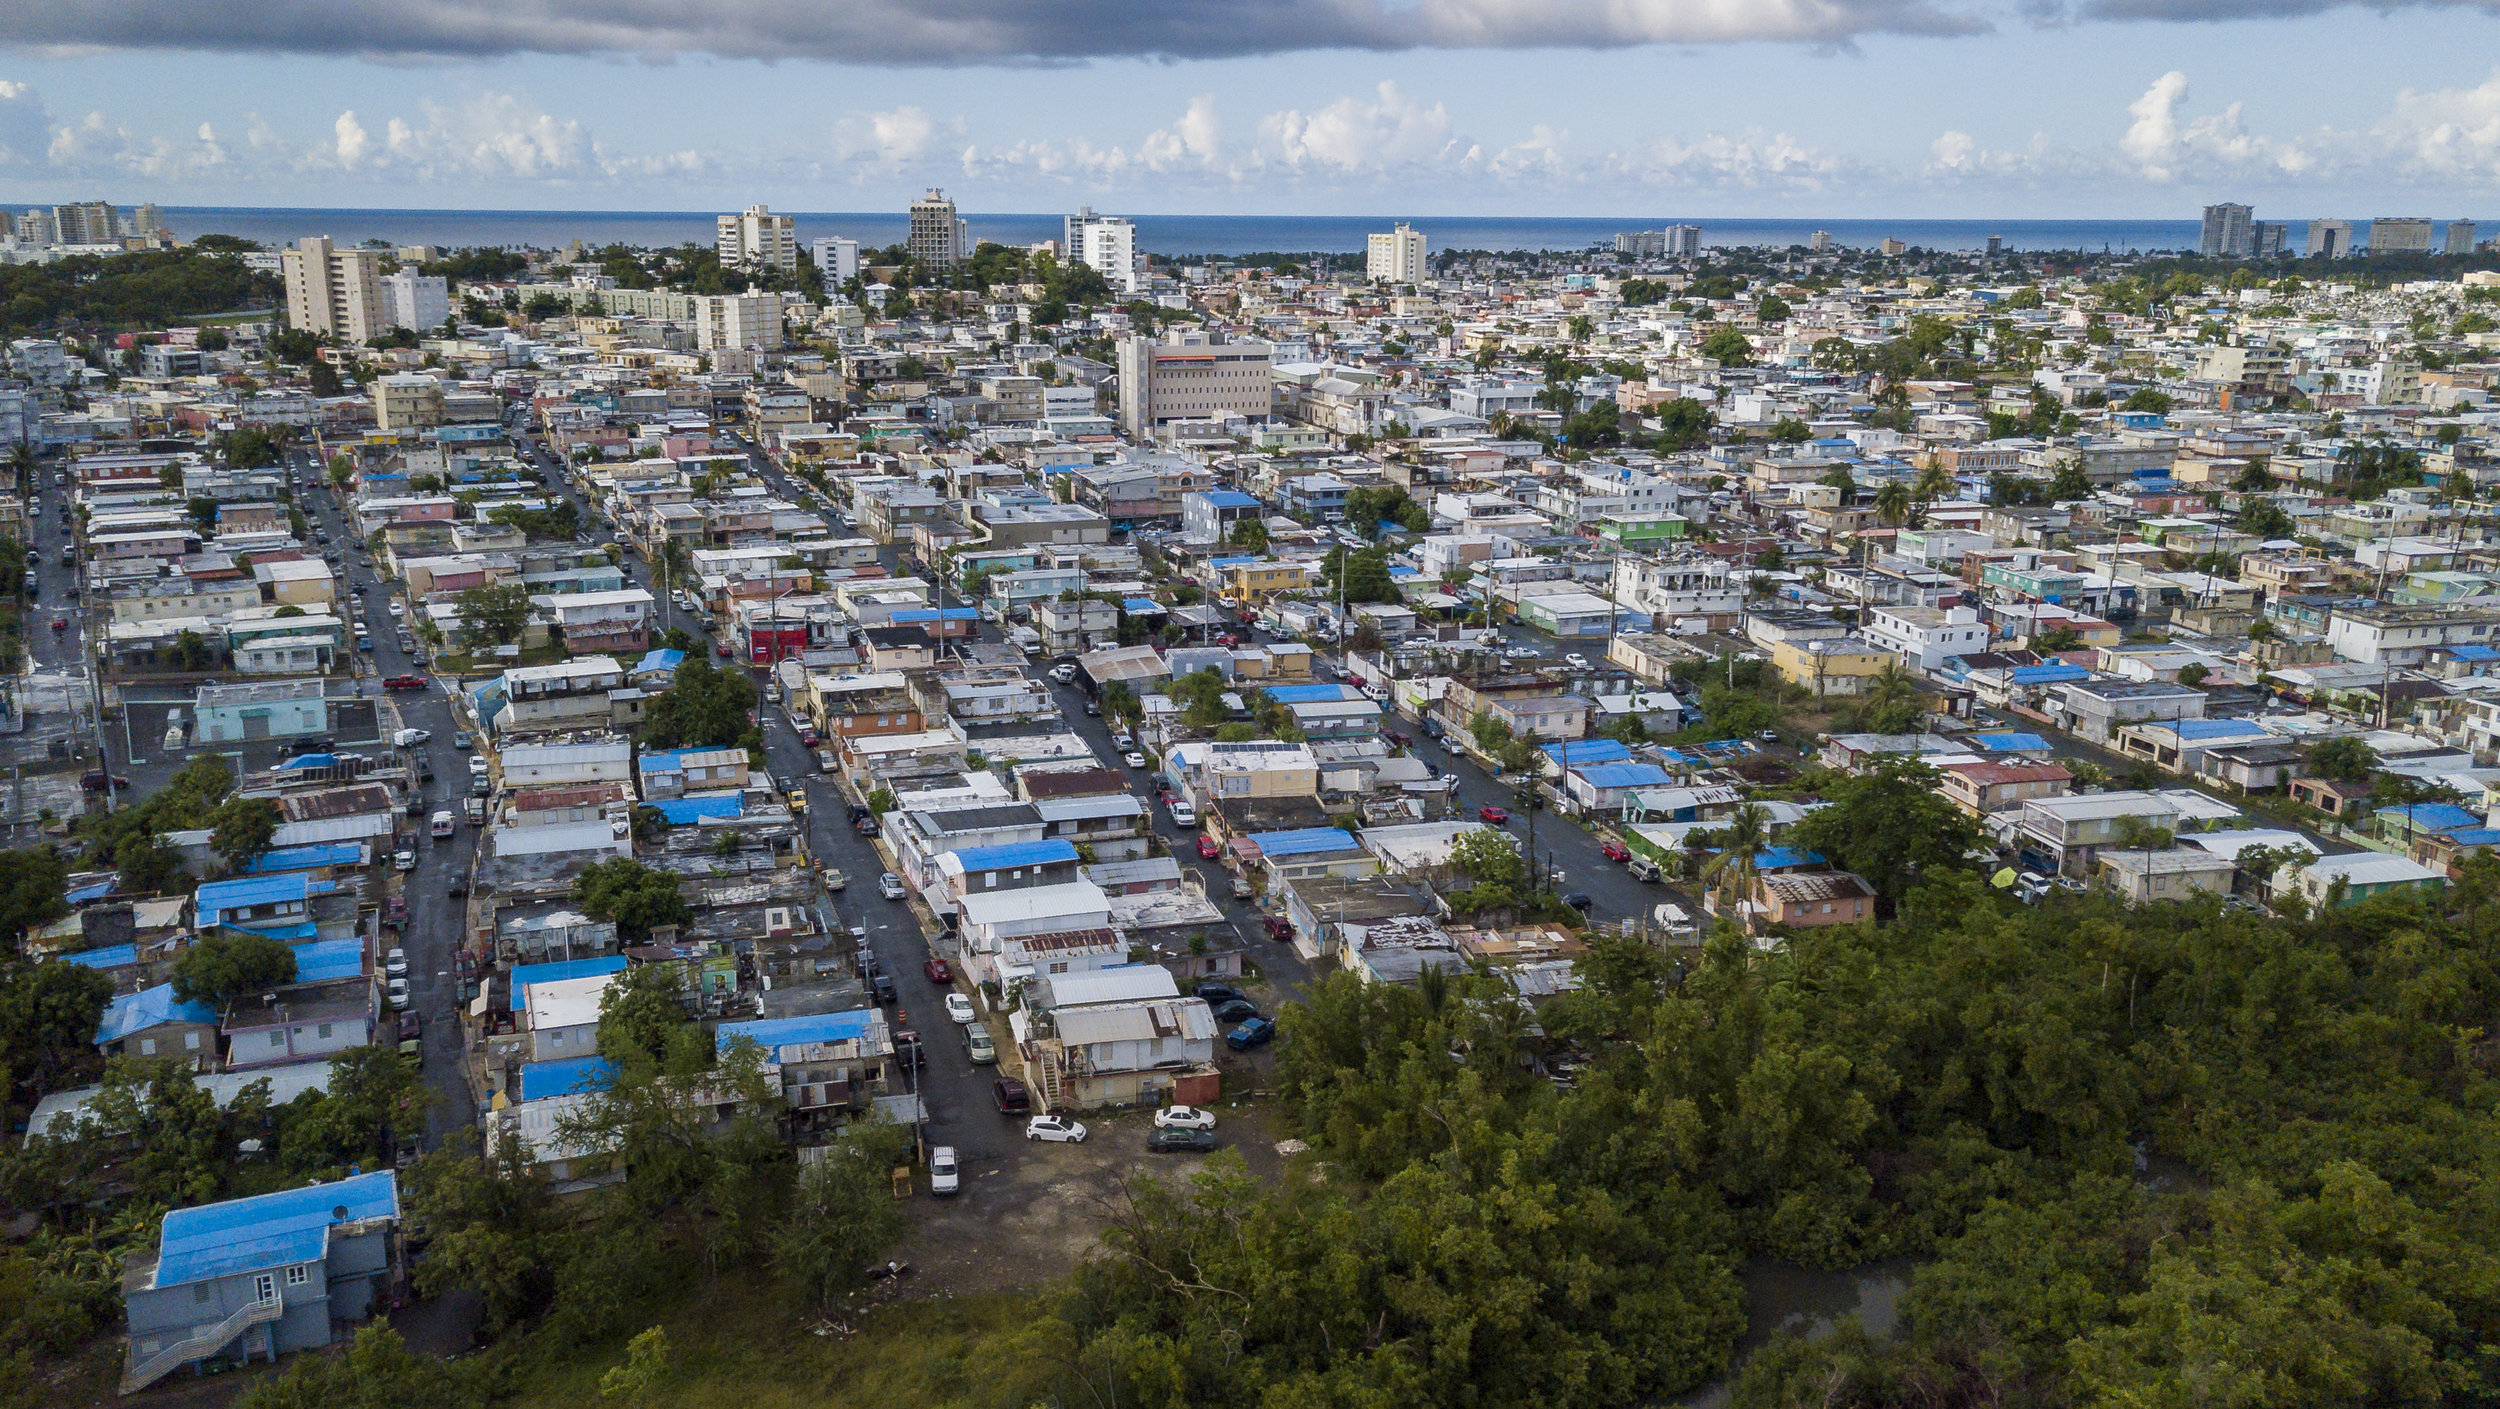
[1564,760,1675,812]
[646,792,745,825]
[517,1055,618,1101]
[194,874,327,941]
[510,956,629,1011]
[243,842,369,875]
[629,648,685,686]
[934,838,1082,910]
[95,983,221,1062]
[120,1170,399,1393]
[2375,802,2485,847]
[1540,738,1631,770]
[715,1007,892,1120]
[2116,716,2271,771]
[1241,827,1381,883]
[288,938,365,985]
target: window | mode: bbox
[286,1264,309,1287]
[270,1032,286,1048]
[140,1038,157,1056]
[185,1031,200,1050]
[317,1023,332,1039]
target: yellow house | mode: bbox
[1204,743,1320,801]
[1234,643,1315,683]
[1224,560,1315,606]
[1770,635,1892,699]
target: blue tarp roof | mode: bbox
[518,1055,618,1101]
[291,938,364,984]
[2011,663,2093,683]
[95,983,218,1044]
[1756,847,1825,871]
[1543,738,1632,764]
[2173,718,2269,741]
[1970,732,2052,752]
[2450,645,2500,661]
[2442,827,2500,847]
[889,607,982,623]
[275,753,341,770]
[65,879,115,905]
[717,1008,878,1056]
[648,793,744,824]
[62,944,136,970]
[1262,683,1362,704]
[951,838,1080,871]
[1247,827,1368,857]
[153,1170,398,1289]
[1123,597,1167,614]
[195,873,312,916]
[2375,803,2482,833]
[511,956,628,1010]
[1575,761,1674,789]
[633,648,686,675]
[247,842,367,874]
[1201,491,1261,508]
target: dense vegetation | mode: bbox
[0,249,281,338]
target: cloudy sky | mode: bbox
[2,0,2498,216]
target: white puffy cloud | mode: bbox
[831,105,936,171]
[2372,68,2500,181]
[333,110,370,168]
[1614,128,1857,191]
[0,80,53,166]
[1138,95,1222,172]
[2117,69,2301,181]
[1261,82,1462,173]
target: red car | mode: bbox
[1478,805,1511,825]
[1601,840,1631,863]
[797,724,821,747]
[923,957,953,984]
[1195,835,1221,860]
[50,616,67,632]
[383,675,427,691]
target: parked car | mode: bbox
[1564,653,1590,670]
[1124,751,1147,769]
[1049,662,1078,684]
[923,956,953,984]
[797,724,821,747]
[79,771,132,792]
[383,675,427,691]
[879,872,907,900]
[384,947,409,977]
[1600,840,1632,863]
[855,814,880,836]
[1562,892,1595,913]
[452,731,472,750]
[928,1145,961,1195]
[992,1076,1031,1115]
[1146,1128,1218,1154]
[393,848,417,871]
[385,977,410,1010]
[945,993,977,1024]
[1226,1016,1277,1050]
[1383,729,1411,748]
[870,973,897,1006]
[965,1026,996,1063]
[384,897,407,925]
[1212,998,1261,1024]
[1025,1115,1089,1144]
[1192,982,1243,1005]
[447,876,469,898]
[893,1030,923,1069]
[1478,805,1511,825]
[1195,835,1221,860]
[1154,1105,1217,1131]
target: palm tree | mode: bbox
[1702,804,1772,936]
[1873,481,1914,528]
[1913,464,1953,503]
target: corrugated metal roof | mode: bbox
[511,956,627,1010]
[194,872,311,916]
[1245,827,1367,857]
[1542,738,1631,764]
[1574,762,1673,789]
[245,842,366,873]
[61,944,135,970]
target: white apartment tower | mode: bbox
[1064,207,1139,294]
[2200,203,2255,258]
[692,293,784,353]
[12,209,56,246]
[1661,224,1702,259]
[52,202,120,246]
[812,237,860,287]
[909,189,968,270]
[716,205,797,272]
[280,236,386,345]
[2369,217,2436,255]
[1366,223,1426,284]
[379,269,451,333]
[2448,221,2480,255]
[2307,219,2355,258]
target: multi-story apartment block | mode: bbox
[692,293,783,352]
[716,205,797,272]
[1864,604,1989,671]
[280,236,384,346]
[2324,603,2500,666]
[1366,223,1426,284]
[378,269,449,333]
[2200,203,2255,258]
[908,189,967,269]
[1064,208,1138,294]
[1116,331,1273,437]
[813,236,859,286]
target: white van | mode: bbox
[430,810,454,838]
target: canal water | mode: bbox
[1676,1258,1919,1407]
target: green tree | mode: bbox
[1786,756,1981,913]
[401,1130,563,1333]
[600,1326,673,1407]
[453,581,533,648]
[1654,396,1715,451]
[772,1123,911,1316]
[0,846,70,948]
[0,960,113,1098]
[597,963,692,1067]
[1700,326,1752,366]
[208,796,280,871]
[2304,735,2376,783]
[233,1324,481,1409]
[639,655,759,750]
[280,1045,435,1173]
[1873,481,1915,527]
[2048,462,2094,502]
[1228,516,1270,552]
[574,859,693,943]
[170,930,297,1008]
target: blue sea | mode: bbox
[160,206,2213,257]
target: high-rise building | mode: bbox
[2306,220,2354,258]
[908,189,965,270]
[1064,207,1140,293]
[1115,330,1273,438]
[2253,222,2290,258]
[132,204,169,240]
[52,202,121,246]
[2447,220,2480,255]
[691,293,784,353]
[1662,225,1702,259]
[1809,230,1834,253]
[280,236,386,345]
[13,209,56,246]
[1985,234,2004,257]
[1614,230,1665,259]
[2369,217,2436,254]
[812,237,859,287]
[379,269,451,333]
[1878,237,1907,257]
[2200,203,2255,258]
[1366,223,1426,283]
[715,204,796,272]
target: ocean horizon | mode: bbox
[155,206,2232,257]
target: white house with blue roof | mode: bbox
[120,1170,399,1394]
[715,1007,893,1122]
[193,873,327,942]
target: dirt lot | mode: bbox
[897,1097,1294,1298]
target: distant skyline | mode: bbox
[3,4,2500,216]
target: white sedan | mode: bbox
[929,1145,961,1196]
[944,992,978,1025]
[1153,1105,1217,1132]
[1124,751,1147,769]
[1025,1115,1088,1144]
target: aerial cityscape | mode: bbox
[4,3,2500,1407]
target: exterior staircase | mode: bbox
[121,1295,282,1395]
